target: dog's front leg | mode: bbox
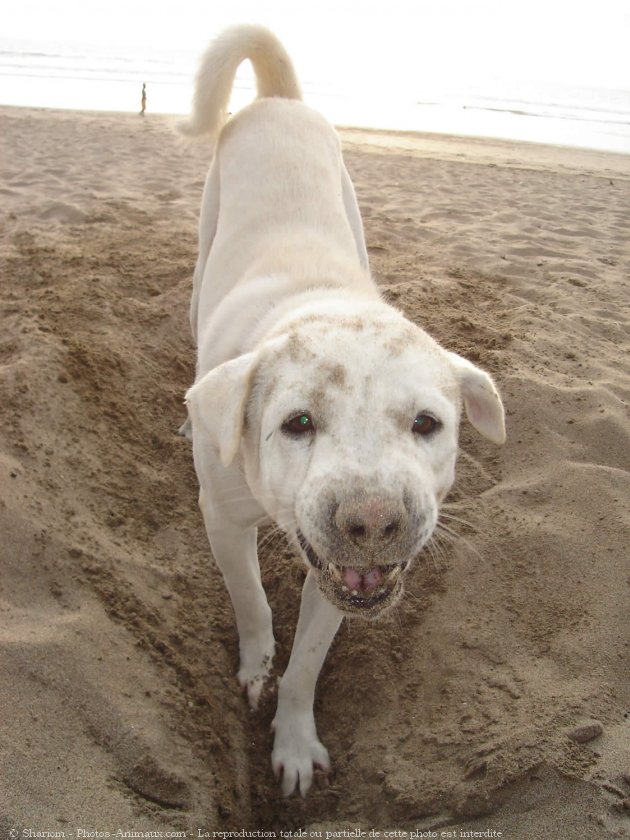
[272,569,343,796]
[199,489,275,709]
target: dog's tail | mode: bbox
[179,24,302,139]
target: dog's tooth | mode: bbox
[341,585,349,593]
[351,589,359,597]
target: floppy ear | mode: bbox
[185,352,258,466]
[448,352,506,445]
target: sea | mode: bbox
[2,37,630,154]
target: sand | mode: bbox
[1,105,629,838]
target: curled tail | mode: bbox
[179,24,302,139]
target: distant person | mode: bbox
[140,83,147,116]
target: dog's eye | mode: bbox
[282,412,316,435]
[413,413,440,436]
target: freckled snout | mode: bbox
[334,493,408,553]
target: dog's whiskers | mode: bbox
[434,518,484,565]
[434,520,461,543]
[438,510,479,533]
[424,535,449,574]
[258,524,287,554]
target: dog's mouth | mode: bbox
[297,531,407,616]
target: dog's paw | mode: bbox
[271,712,331,796]
[237,636,275,709]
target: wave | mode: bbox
[461,102,630,128]
[1,36,629,152]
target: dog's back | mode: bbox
[180,24,302,140]
[184,26,371,362]
[182,24,376,384]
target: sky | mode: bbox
[4,0,630,93]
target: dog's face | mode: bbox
[187,312,505,618]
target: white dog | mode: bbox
[181,25,505,797]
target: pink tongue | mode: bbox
[343,567,383,593]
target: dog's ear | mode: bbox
[185,352,258,466]
[448,352,506,445]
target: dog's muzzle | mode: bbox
[295,488,427,616]
[296,529,410,617]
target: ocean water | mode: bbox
[1,36,630,153]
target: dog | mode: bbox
[181,25,506,797]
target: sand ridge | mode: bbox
[1,106,629,837]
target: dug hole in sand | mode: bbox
[0,107,629,838]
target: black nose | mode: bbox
[335,493,407,549]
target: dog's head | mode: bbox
[187,310,505,617]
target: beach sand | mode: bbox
[1,105,629,837]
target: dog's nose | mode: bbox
[335,494,407,549]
